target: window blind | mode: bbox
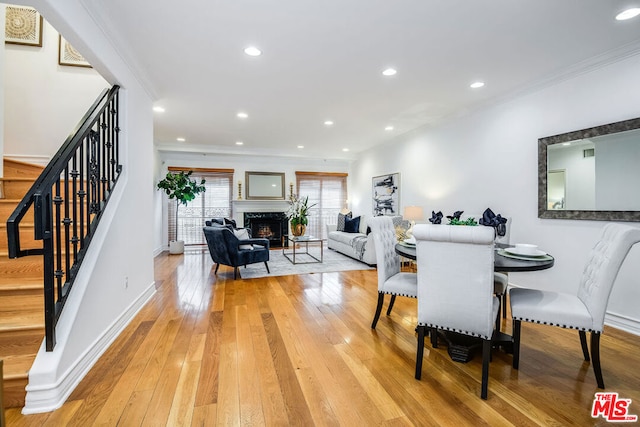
[167,168,234,245]
[295,172,348,239]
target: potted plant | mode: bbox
[157,170,206,254]
[286,194,316,236]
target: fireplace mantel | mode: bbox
[232,199,290,226]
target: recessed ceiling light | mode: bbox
[470,81,485,89]
[153,106,165,113]
[297,145,304,149]
[385,126,394,131]
[237,112,248,119]
[616,8,640,20]
[244,46,262,56]
[382,68,397,76]
[235,141,244,145]
[562,142,571,146]
[342,148,350,152]
[324,120,334,126]
[176,137,186,142]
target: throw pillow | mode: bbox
[344,215,361,233]
[233,228,254,250]
[224,218,238,228]
[337,211,352,231]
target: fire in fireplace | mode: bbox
[243,212,289,248]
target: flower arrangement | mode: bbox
[286,195,316,227]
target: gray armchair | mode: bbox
[203,226,270,279]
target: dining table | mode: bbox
[394,241,555,362]
[395,242,555,272]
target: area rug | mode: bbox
[239,247,375,279]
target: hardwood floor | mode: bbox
[5,248,640,426]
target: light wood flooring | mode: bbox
[5,248,640,426]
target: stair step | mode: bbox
[3,158,45,179]
[0,328,43,359]
[0,199,34,223]
[2,353,38,408]
[0,309,44,332]
[0,178,35,199]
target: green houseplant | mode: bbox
[286,194,316,236]
[157,170,206,254]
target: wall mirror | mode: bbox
[538,116,640,221]
[245,171,285,200]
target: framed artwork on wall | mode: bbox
[58,35,92,68]
[372,173,400,216]
[5,5,43,47]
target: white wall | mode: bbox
[154,150,350,253]
[13,0,156,414]
[352,53,640,334]
[4,19,108,163]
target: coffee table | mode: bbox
[283,236,323,264]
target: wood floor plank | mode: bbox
[8,251,640,426]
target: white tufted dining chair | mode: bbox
[369,216,418,329]
[413,224,498,399]
[510,223,640,388]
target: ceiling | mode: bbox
[83,0,640,160]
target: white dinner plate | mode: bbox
[504,247,547,257]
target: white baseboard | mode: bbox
[605,312,640,336]
[21,281,157,415]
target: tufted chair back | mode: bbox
[577,223,640,332]
[413,224,497,339]
[369,216,401,291]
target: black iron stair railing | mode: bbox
[6,85,122,351]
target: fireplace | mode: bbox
[244,212,289,248]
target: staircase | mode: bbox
[0,159,46,408]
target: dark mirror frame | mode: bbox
[538,116,640,221]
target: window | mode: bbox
[296,172,348,239]
[167,168,233,245]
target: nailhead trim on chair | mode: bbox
[384,291,416,298]
[511,316,600,333]
[418,322,492,340]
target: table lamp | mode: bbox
[404,206,424,240]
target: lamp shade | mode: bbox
[404,206,424,222]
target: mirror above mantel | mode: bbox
[538,116,640,221]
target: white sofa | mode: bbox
[326,215,377,265]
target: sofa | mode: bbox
[326,214,405,266]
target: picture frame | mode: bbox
[372,173,400,216]
[5,5,43,47]
[58,35,92,68]
[245,171,286,200]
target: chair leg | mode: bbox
[481,339,491,400]
[591,332,605,389]
[371,293,385,329]
[264,262,270,274]
[512,319,521,369]
[430,327,438,348]
[214,263,220,274]
[579,330,590,361]
[386,294,397,315]
[502,293,507,318]
[495,300,502,332]
[415,325,426,380]
[234,267,238,279]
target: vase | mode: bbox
[291,224,306,236]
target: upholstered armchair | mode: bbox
[368,216,417,329]
[203,226,270,279]
[413,224,498,399]
[510,223,640,389]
